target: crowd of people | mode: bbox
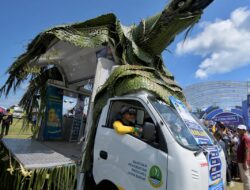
[204,120,250,190]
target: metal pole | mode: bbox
[76,172,85,190]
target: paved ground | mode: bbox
[228,180,243,190]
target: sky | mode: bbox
[0,0,249,108]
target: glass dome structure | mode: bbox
[183,81,250,111]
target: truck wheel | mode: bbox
[95,180,118,190]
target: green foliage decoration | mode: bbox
[0,142,77,190]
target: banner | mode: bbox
[43,85,63,140]
[206,147,224,190]
[169,96,212,145]
[169,96,223,190]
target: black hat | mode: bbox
[216,121,225,129]
[121,106,136,115]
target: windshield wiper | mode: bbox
[194,144,212,157]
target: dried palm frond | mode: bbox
[0,141,77,190]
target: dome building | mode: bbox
[183,81,250,128]
[184,81,250,111]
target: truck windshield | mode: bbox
[150,98,215,150]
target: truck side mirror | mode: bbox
[143,122,156,142]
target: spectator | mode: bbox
[32,114,37,125]
[231,129,240,179]
[215,121,226,136]
[215,132,226,155]
[208,120,216,134]
[1,109,13,136]
[0,112,3,124]
[237,124,250,190]
[223,129,233,186]
[215,122,233,186]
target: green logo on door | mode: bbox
[148,165,163,188]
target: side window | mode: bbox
[105,100,166,151]
[106,100,146,129]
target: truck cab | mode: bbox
[92,91,226,190]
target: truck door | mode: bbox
[93,99,168,190]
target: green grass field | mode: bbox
[2,119,244,189]
[3,118,33,139]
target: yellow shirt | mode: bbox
[212,125,216,134]
[113,120,135,135]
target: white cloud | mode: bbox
[176,7,250,79]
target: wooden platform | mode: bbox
[1,138,82,169]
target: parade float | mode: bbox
[0,1,226,190]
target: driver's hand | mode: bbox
[135,125,143,132]
[138,127,143,133]
[134,126,143,133]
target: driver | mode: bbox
[113,106,142,136]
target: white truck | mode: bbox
[77,58,227,190]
